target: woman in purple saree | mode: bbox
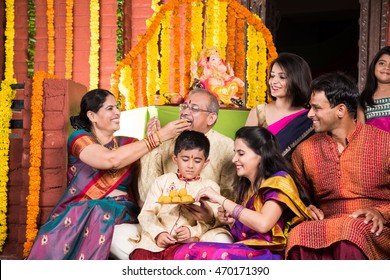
[173,127,311,260]
[26,89,189,260]
[245,53,314,161]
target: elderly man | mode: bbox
[286,72,390,260]
[111,88,237,259]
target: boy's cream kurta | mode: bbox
[135,173,228,252]
[138,129,237,202]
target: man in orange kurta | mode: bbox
[286,72,390,260]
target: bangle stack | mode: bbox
[143,134,161,151]
[231,204,245,220]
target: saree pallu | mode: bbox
[27,130,140,260]
[173,171,311,260]
[256,105,314,161]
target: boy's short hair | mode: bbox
[174,130,210,159]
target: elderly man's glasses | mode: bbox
[179,103,212,113]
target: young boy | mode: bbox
[130,130,227,259]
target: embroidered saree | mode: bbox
[255,104,314,161]
[27,130,140,260]
[173,171,312,260]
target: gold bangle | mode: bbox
[148,135,156,149]
[148,134,159,149]
[143,138,151,151]
[156,130,163,144]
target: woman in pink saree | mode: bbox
[246,53,314,161]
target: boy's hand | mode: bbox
[175,226,191,242]
[155,232,176,248]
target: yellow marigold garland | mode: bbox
[216,0,228,59]
[47,0,55,74]
[65,0,74,80]
[189,0,204,89]
[235,18,245,98]
[246,25,259,108]
[257,29,268,105]
[0,0,16,253]
[159,11,172,103]
[23,71,58,257]
[204,0,216,48]
[119,65,136,110]
[245,15,270,108]
[146,25,160,106]
[151,0,161,12]
[190,0,203,64]
[89,0,100,89]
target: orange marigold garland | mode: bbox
[132,56,140,107]
[23,71,58,257]
[235,17,246,99]
[226,5,236,70]
[141,50,148,106]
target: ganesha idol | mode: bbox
[190,47,245,107]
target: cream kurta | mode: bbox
[139,129,237,201]
[136,173,225,252]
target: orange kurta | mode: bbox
[286,122,390,259]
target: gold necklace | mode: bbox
[91,131,119,179]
